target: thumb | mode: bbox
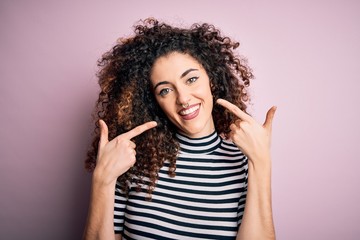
[98,119,109,149]
[263,106,277,131]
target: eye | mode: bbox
[159,88,172,96]
[187,76,199,84]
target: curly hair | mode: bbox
[85,18,253,197]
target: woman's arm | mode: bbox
[237,158,275,239]
[83,172,118,240]
[83,120,157,240]
[217,99,276,240]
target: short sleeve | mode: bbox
[114,181,127,234]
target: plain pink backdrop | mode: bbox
[1,0,359,239]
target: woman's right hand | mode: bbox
[94,119,157,187]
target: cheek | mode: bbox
[156,98,174,118]
[203,86,214,102]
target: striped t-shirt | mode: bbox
[114,131,248,239]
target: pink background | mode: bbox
[1,0,359,239]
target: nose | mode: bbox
[175,87,191,107]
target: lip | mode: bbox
[178,103,200,120]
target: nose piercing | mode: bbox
[182,103,189,108]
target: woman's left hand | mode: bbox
[216,99,276,166]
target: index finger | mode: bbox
[122,121,158,140]
[216,99,252,122]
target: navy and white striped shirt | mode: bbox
[114,131,248,239]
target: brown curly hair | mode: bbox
[85,18,253,197]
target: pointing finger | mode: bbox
[263,106,277,131]
[216,99,252,122]
[122,121,158,140]
[128,141,136,149]
[98,119,109,149]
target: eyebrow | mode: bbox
[180,68,198,78]
[153,68,199,91]
[153,81,171,91]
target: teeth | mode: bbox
[180,105,199,115]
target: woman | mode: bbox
[83,18,276,239]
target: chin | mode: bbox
[179,126,207,138]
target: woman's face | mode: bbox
[150,52,215,138]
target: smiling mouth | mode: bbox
[179,104,200,116]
